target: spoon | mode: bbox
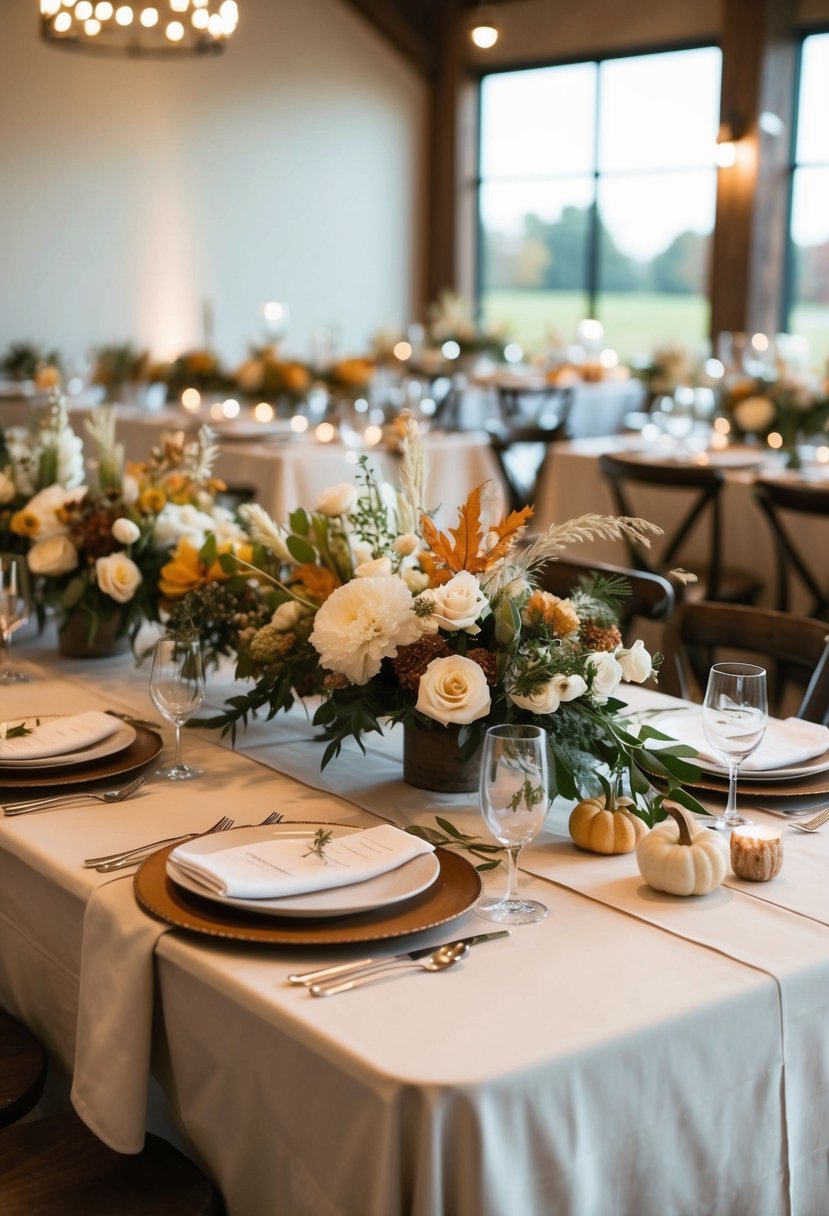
[309,941,470,997]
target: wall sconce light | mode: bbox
[470,3,499,50]
[715,116,746,169]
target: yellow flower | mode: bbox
[139,487,167,514]
[282,362,311,394]
[158,539,246,599]
[522,590,581,637]
[332,357,374,387]
[288,563,339,604]
[10,510,40,538]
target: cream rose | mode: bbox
[27,535,78,577]
[112,517,141,545]
[271,600,304,630]
[416,655,491,726]
[355,556,393,578]
[586,651,624,702]
[425,571,488,635]
[95,553,143,604]
[616,639,653,684]
[316,483,358,517]
[510,682,561,715]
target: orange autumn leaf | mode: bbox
[421,487,533,574]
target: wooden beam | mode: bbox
[339,0,435,76]
[709,0,796,344]
[425,0,464,305]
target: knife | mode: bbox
[287,930,510,987]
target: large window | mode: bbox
[788,32,829,367]
[478,47,722,360]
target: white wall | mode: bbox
[0,0,426,366]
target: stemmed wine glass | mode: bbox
[476,724,550,924]
[702,662,768,830]
[0,555,32,684]
[149,638,205,781]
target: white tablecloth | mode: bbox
[1,639,828,1214]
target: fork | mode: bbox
[788,806,829,833]
[90,815,236,871]
[87,810,284,871]
[3,776,146,817]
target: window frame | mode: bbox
[473,38,723,332]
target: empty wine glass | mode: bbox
[0,555,32,684]
[476,724,550,924]
[149,638,205,781]
[702,662,768,829]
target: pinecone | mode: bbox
[392,634,449,691]
[581,621,622,652]
[467,647,498,685]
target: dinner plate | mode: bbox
[0,717,136,769]
[135,831,482,946]
[676,768,829,799]
[0,723,162,791]
[210,420,295,442]
[166,823,441,919]
[645,710,829,781]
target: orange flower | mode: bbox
[332,357,374,387]
[138,487,166,514]
[288,563,339,604]
[10,510,40,538]
[282,362,311,394]
[158,539,231,599]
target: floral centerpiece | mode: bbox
[170,421,701,823]
[235,345,312,408]
[9,405,247,655]
[151,348,233,404]
[723,372,829,467]
[91,343,149,403]
[427,291,506,360]
[1,341,62,388]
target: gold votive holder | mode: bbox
[730,825,783,882]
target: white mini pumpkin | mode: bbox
[636,804,727,897]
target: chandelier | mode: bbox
[40,0,238,57]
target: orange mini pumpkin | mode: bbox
[568,792,648,855]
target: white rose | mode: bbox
[271,600,303,630]
[27,535,79,577]
[95,553,143,604]
[355,556,393,578]
[586,651,624,702]
[426,571,488,635]
[0,469,15,505]
[616,639,653,684]
[551,673,588,702]
[112,517,141,545]
[510,681,561,715]
[416,655,491,726]
[316,484,358,516]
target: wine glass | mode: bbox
[148,638,205,781]
[0,555,32,684]
[476,724,550,924]
[702,662,768,829]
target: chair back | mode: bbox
[599,453,726,598]
[662,601,829,724]
[534,555,675,628]
[753,479,829,619]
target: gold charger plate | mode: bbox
[134,838,482,945]
[0,724,162,791]
[675,768,829,799]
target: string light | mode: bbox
[40,0,238,56]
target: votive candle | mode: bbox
[730,825,783,882]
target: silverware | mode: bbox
[788,806,829,833]
[309,941,470,997]
[87,810,284,871]
[288,930,510,987]
[3,776,146,816]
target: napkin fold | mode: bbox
[653,710,829,772]
[169,824,435,900]
[0,710,123,760]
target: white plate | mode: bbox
[167,823,441,920]
[0,718,136,769]
[695,749,829,781]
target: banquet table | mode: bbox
[533,435,829,614]
[1,635,829,1215]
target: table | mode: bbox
[1,636,829,1215]
[534,435,829,614]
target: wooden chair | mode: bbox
[0,1110,225,1215]
[490,390,573,513]
[0,1011,47,1129]
[599,453,763,604]
[662,601,829,724]
[753,479,829,620]
[533,555,675,629]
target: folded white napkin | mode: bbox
[653,709,829,772]
[0,711,123,760]
[169,824,436,900]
